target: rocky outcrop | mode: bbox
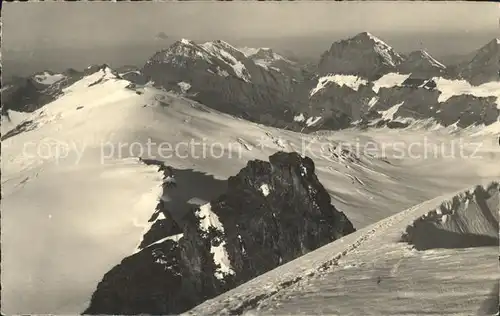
[84,152,355,315]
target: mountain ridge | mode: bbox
[2,33,499,136]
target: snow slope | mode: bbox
[185,182,499,316]
[2,68,500,314]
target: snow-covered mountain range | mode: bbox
[4,32,499,135]
[1,32,499,315]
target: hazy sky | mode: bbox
[3,1,499,77]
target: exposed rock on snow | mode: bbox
[84,152,355,315]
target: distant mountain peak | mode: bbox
[353,31,384,42]
[458,37,500,85]
[318,32,403,78]
[180,38,194,45]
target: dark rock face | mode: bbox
[84,152,355,315]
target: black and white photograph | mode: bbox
[1,1,499,315]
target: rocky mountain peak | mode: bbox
[318,32,404,79]
[458,38,500,85]
[84,152,355,315]
[352,31,384,43]
[146,39,203,65]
